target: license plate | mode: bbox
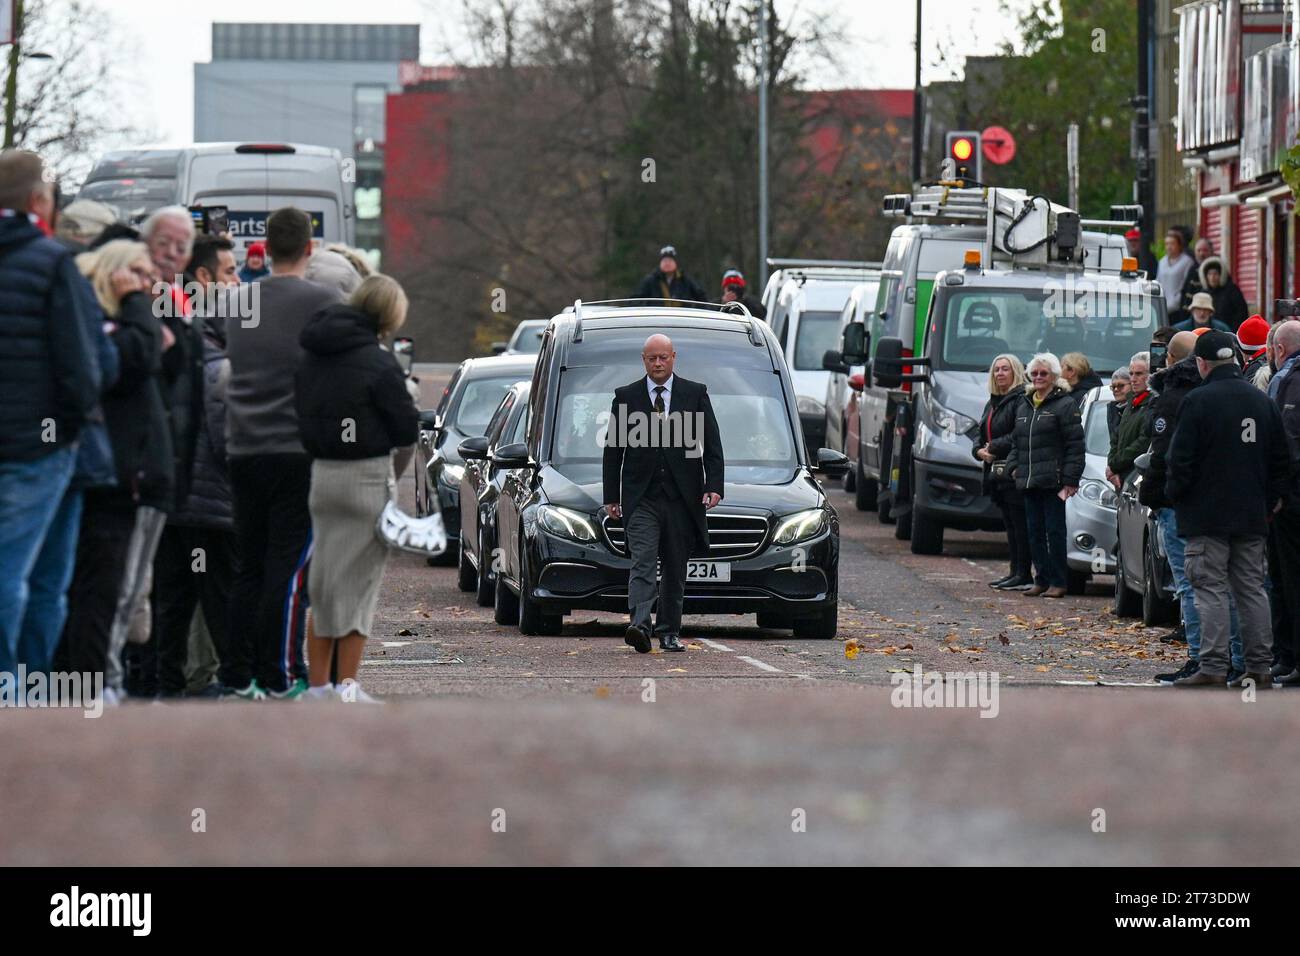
[685,561,730,582]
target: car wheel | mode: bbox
[841,436,856,493]
[1112,550,1142,618]
[1142,540,1176,627]
[854,458,878,513]
[893,504,912,540]
[1066,569,1089,596]
[517,547,562,636]
[476,527,495,607]
[493,559,519,626]
[456,535,477,591]
[793,604,837,639]
[910,507,943,555]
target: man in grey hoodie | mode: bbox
[222,208,339,700]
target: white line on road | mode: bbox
[737,656,783,673]
[696,638,735,652]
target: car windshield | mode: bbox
[451,376,526,435]
[792,310,843,370]
[552,363,798,485]
[936,287,1160,374]
[509,323,547,353]
[1084,400,1111,456]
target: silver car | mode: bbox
[1065,385,1118,592]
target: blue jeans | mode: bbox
[0,447,77,675]
[1157,508,1242,670]
[17,490,84,672]
[1024,489,1068,589]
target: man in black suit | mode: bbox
[603,334,724,653]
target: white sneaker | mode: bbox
[303,683,338,702]
[336,679,381,704]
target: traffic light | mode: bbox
[945,130,982,182]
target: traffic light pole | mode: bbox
[758,0,769,292]
[911,0,922,186]
[1134,0,1154,259]
[3,0,21,149]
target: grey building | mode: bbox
[194,22,420,264]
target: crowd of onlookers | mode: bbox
[1,148,421,704]
[974,229,1300,687]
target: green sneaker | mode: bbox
[223,680,267,702]
[269,678,309,701]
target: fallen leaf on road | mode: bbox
[1035,665,1050,672]
[666,667,687,673]
[998,633,1010,645]
[844,639,862,660]
[395,628,414,636]
[594,686,610,698]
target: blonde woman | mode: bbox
[1059,352,1103,406]
[63,240,174,701]
[973,354,1032,589]
[1004,353,1085,598]
[295,275,419,702]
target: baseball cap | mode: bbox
[1193,329,1237,361]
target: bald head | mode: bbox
[1169,330,1197,363]
[1276,320,1300,356]
[642,333,676,384]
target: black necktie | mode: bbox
[654,385,665,415]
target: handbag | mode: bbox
[375,500,448,557]
[990,459,1009,480]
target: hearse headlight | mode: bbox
[773,508,826,545]
[796,396,825,417]
[538,504,598,543]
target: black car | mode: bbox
[490,302,850,638]
[456,381,531,606]
[415,353,537,562]
[1113,467,1179,626]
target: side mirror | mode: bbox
[1134,452,1152,471]
[418,409,439,429]
[392,336,415,376]
[841,322,868,366]
[873,336,905,389]
[458,435,490,460]
[491,341,508,354]
[822,349,850,375]
[494,441,531,468]
[848,373,865,392]
[814,448,850,477]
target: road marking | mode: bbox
[737,655,782,673]
[961,559,985,571]
[697,638,735,652]
[363,658,464,666]
[381,641,412,648]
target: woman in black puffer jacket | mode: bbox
[1004,352,1086,598]
[973,354,1032,590]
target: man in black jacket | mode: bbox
[603,334,724,652]
[1265,320,1300,686]
[0,150,101,679]
[631,246,709,308]
[1166,331,1292,688]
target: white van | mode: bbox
[79,142,355,255]
[761,260,878,458]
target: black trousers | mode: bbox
[152,524,236,695]
[1023,488,1068,589]
[624,483,695,638]
[54,489,136,678]
[996,484,1031,578]
[1269,506,1300,670]
[227,454,312,693]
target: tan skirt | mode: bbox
[308,455,394,638]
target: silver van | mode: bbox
[79,142,356,255]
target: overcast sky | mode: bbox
[99,0,1025,144]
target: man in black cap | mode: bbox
[632,245,708,308]
[1165,330,1292,688]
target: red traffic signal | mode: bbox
[945,130,982,181]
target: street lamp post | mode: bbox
[3,0,50,150]
[758,0,769,292]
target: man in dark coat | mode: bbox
[719,269,766,319]
[1166,331,1292,688]
[631,245,709,308]
[1265,320,1300,686]
[1197,256,1248,332]
[0,149,101,679]
[603,333,724,652]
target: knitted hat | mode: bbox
[1236,314,1270,351]
[247,241,266,259]
[1193,329,1237,361]
[721,269,745,290]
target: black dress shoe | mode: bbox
[1276,668,1300,687]
[988,574,1014,589]
[995,574,1034,590]
[1271,661,1295,678]
[659,634,685,652]
[625,624,652,654]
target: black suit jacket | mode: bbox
[602,375,724,551]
